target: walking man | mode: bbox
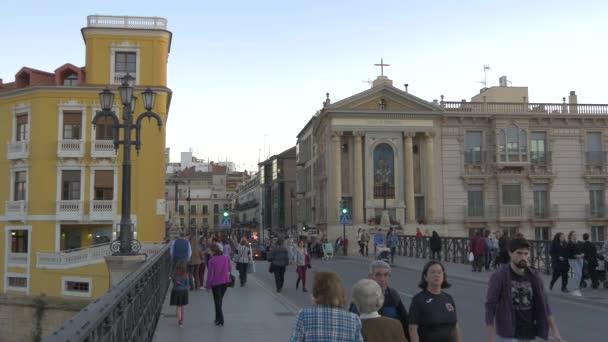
[485,237,564,342]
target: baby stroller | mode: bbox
[376,245,391,264]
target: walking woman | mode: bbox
[268,238,290,292]
[294,240,311,292]
[207,243,232,326]
[567,230,585,297]
[429,231,441,260]
[170,260,189,327]
[235,237,253,287]
[290,272,363,341]
[409,260,462,342]
[549,232,569,292]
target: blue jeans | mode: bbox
[569,258,583,290]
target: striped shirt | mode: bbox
[290,306,363,342]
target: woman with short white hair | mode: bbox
[352,279,407,342]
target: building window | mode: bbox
[465,131,482,164]
[16,113,28,141]
[498,125,527,162]
[213,215,219,226]
[467,185,484,216]
[203,205,208,214]
[179,218,185,227]
[190,205,196,215]
[115,52,136,74]
[178,205,185,215]
[63,112,82,139]
[591,226,606,242]
[589,187,605,217]
[61,170,81,200]
[62,277,92,297]
[189,218,196,227]
[468,228,486,237]
[8,276,27,288]
[63,74,78,86]
[502,184,521,206]
[586,132,604,164]
[534,227,551,241]
[95,116,115,140]
[202,217,209,226]
[94,170,114,200]
[501,227,518,238]
[10,230,28,253]
[14,171,26,201]
[530,132,547,163]
[66,281,89,292]
[533,184,549,218]
[213,204,219,213]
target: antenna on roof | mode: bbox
[362,78,372,88]
[478,65,491,88]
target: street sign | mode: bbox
[340,214,351,225]
[221,217,232,228]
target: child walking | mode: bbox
[170,260,190,327]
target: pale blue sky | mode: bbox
[2,0,607,171]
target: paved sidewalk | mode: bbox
[153,273,299,342]
[347,254,608,307]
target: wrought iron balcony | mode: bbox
[586,204,607,219]
[463,205,496,221]
[5,200,27,221]
[529,204,558,219]
[90,200,116,221]
[56,200,84,220]
[91,140,116,158]
[585,151,608,173]
[7,141,29,160]
[499,205,524,219]
[58,140,84,158]
[113,71,137,85]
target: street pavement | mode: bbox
[154,254,608,341]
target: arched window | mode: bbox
[373,143,395,199]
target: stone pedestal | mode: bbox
[380,210,391,227]
[105,254,147,287]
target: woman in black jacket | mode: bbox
[429,231,442,260]
[549,232,569,292]
[267,238,290,292]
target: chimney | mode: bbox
[569,91,578,113]
[404,84,409,93]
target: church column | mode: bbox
[404,133,416,224]
[425,132,437,223]
[353,131,364,224]
[332,131,342,224]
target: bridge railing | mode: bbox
[44,244,171,342]
[397,235,603,274]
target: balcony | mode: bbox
[5,201,27,221]
[529,204,558,220]
[586,204,607,219]
[113,71,138,85]
[463,150,492,174]
[7,141,29,160]
[91,140,116,158]
[87,15,167,30]
[442,101,608,115]
[463,205,496,221]
[90,200,116,221]
[499,205,524,219]
[530,151,553,174]
[56,200,83,220]
[58,140,84,158]
[36,242,164,269]
[585,151,608,174]
[8,252,28,267]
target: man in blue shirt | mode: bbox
[170,232,192,269]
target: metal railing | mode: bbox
[586,204,607,218]
[396,235,603,274]
[44,244,171,342]
[529,204,559,219]
[463,205,496,220]
[87,15,167,30]
[442,101,608,115]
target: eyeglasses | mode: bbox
[373,272,391,278]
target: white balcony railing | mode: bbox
[91,140,116,158]
[87,15,167,30]
[500,205,524,218]
[5,200,27,221]
[8,252,28,267]
[36,242,164,269]
[56,200,83,220]
[90,200,116,221]
[7,141,29,159]
[58,140,84,158]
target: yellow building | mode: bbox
[0,15,172,299]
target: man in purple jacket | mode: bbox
[485,237,564,342]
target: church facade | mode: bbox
[296,75,608,244]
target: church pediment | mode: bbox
[326,84,441,113]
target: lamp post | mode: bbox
[93,73,162,255]
[186,185,193,236]
[167,170,184,239]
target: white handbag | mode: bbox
[468,251,475,262]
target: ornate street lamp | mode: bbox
[93,73,163,255]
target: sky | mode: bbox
[2,0,608,172]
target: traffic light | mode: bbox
[223,209,229,218]
[339,200,349,215]
[302,225,308,232]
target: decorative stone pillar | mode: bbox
[332,131,342,224]
[353,131,364,224]
[404,133,416,224]
[105,254,147,287]
[425,132,437,223]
